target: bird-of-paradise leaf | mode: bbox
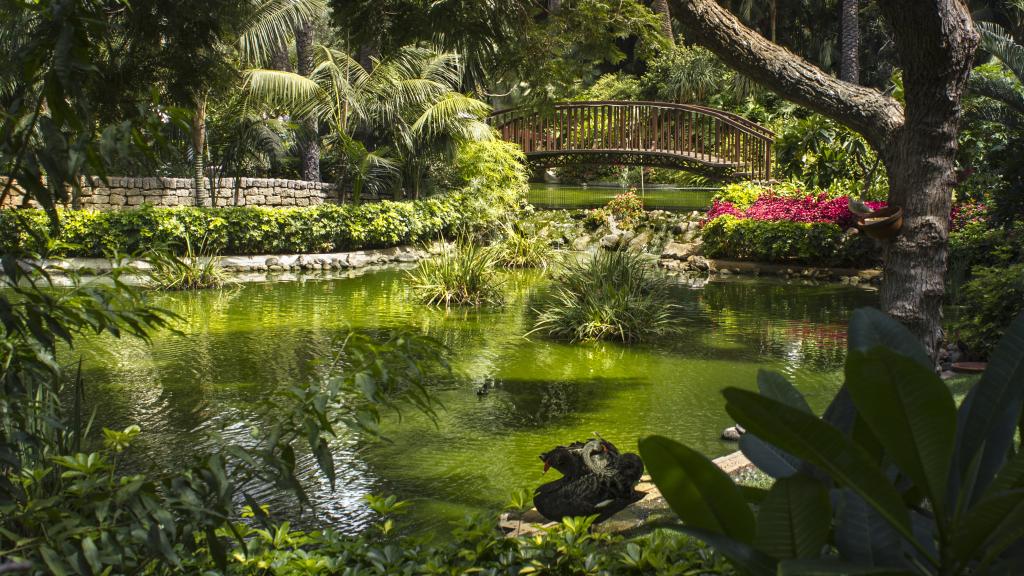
[721,388,922,559]
[638,435,756,544]
[844,347,956,522]
[753,475,831,559]
[953,312,1024,505]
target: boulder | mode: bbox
[660,240,702,261]
[572,235,592,251]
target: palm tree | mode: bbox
[186,0,325,203]
[840,0,859,84]
[244,45,493,199]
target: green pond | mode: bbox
[74,267,875,534]
[529,183,717,211]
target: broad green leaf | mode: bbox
[670,526,777,576]
[778,558,915,575]
[953,489,1024,564]
[757,370,812,413]
[844,348,956,520]
[753,475,831,559]
[954,312,1024,504]
[722,388,919,554]
[834,488,907,569]
[986,447,1024,496]
[638,435,755,544]
[846,308,932,369]
[740,433,801,479]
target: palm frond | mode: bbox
[409,93,491,140]
[238,0,326,65]
[978,21,1024,84]
[243,68,326,117]
[969,71,1024,116]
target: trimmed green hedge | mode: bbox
[1,192,495,257]
[700,215,877,267]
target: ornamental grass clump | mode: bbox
[145,234,229,291]
[490,221,553,269]
[530,249,680,343]
[407,242,505,307]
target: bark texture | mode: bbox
[840,0,859,84]
[651,0,675,43]
[191,95,209,206]
[670,0,979,358]
[296,20,321,182]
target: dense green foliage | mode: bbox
[407,242,505,307]
[701,215,875,267]
[952,263,1024,358]
[1,199,466,257]
[531,249,679,343]
[640,309,1024,575]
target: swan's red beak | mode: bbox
[543,461,550,473]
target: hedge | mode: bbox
[0,192,501,257]
[700,215,877,267]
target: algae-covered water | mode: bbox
[74,268,874,534]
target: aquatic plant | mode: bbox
[145,234,230,291]
[407,241,505,307]
[530,248,679,343]
[490,221,553,269]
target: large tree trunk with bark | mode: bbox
[840,0,859,83]
[651,0,675,43]
[295,20,320,182]
[669,0,978,359]
[191,94,210,207]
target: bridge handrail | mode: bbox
[489,100,774,142]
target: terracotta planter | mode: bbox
[857,206,904,240]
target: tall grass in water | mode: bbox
[145,234,229,291]
[407,242,505,307]
[530,249,679,343]
[490,221,553,269]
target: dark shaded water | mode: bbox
[73,269,875,533]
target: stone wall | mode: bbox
[1,176,356,210]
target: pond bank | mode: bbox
[499,451,753,537]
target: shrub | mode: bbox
[490,221,553,269]
[605,189,645,228]
[951,263,1024,358]
[530,249,679,343]
[0,193,499,257]
[407,242,505,307]
[640,309,1024,576]
[700,215,876,267]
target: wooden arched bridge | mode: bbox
[490,101,774,181]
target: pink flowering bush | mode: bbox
[951,201,987,231]
[707,192,886,228]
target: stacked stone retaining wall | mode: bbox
[0,176,364,210]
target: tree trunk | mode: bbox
[669,0,978,358]
[874,1,977,358]
[191,94,210,207]
[651,0,675,44]
[770,0,777,43]
[548,0,562,14]
[295,20,320,182]
[840,0,859,84]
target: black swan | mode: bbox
[534,437,645,523]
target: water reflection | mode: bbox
[71,270,876,534]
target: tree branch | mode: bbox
[669,0,904,149]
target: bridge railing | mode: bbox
[490,101,775,181]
